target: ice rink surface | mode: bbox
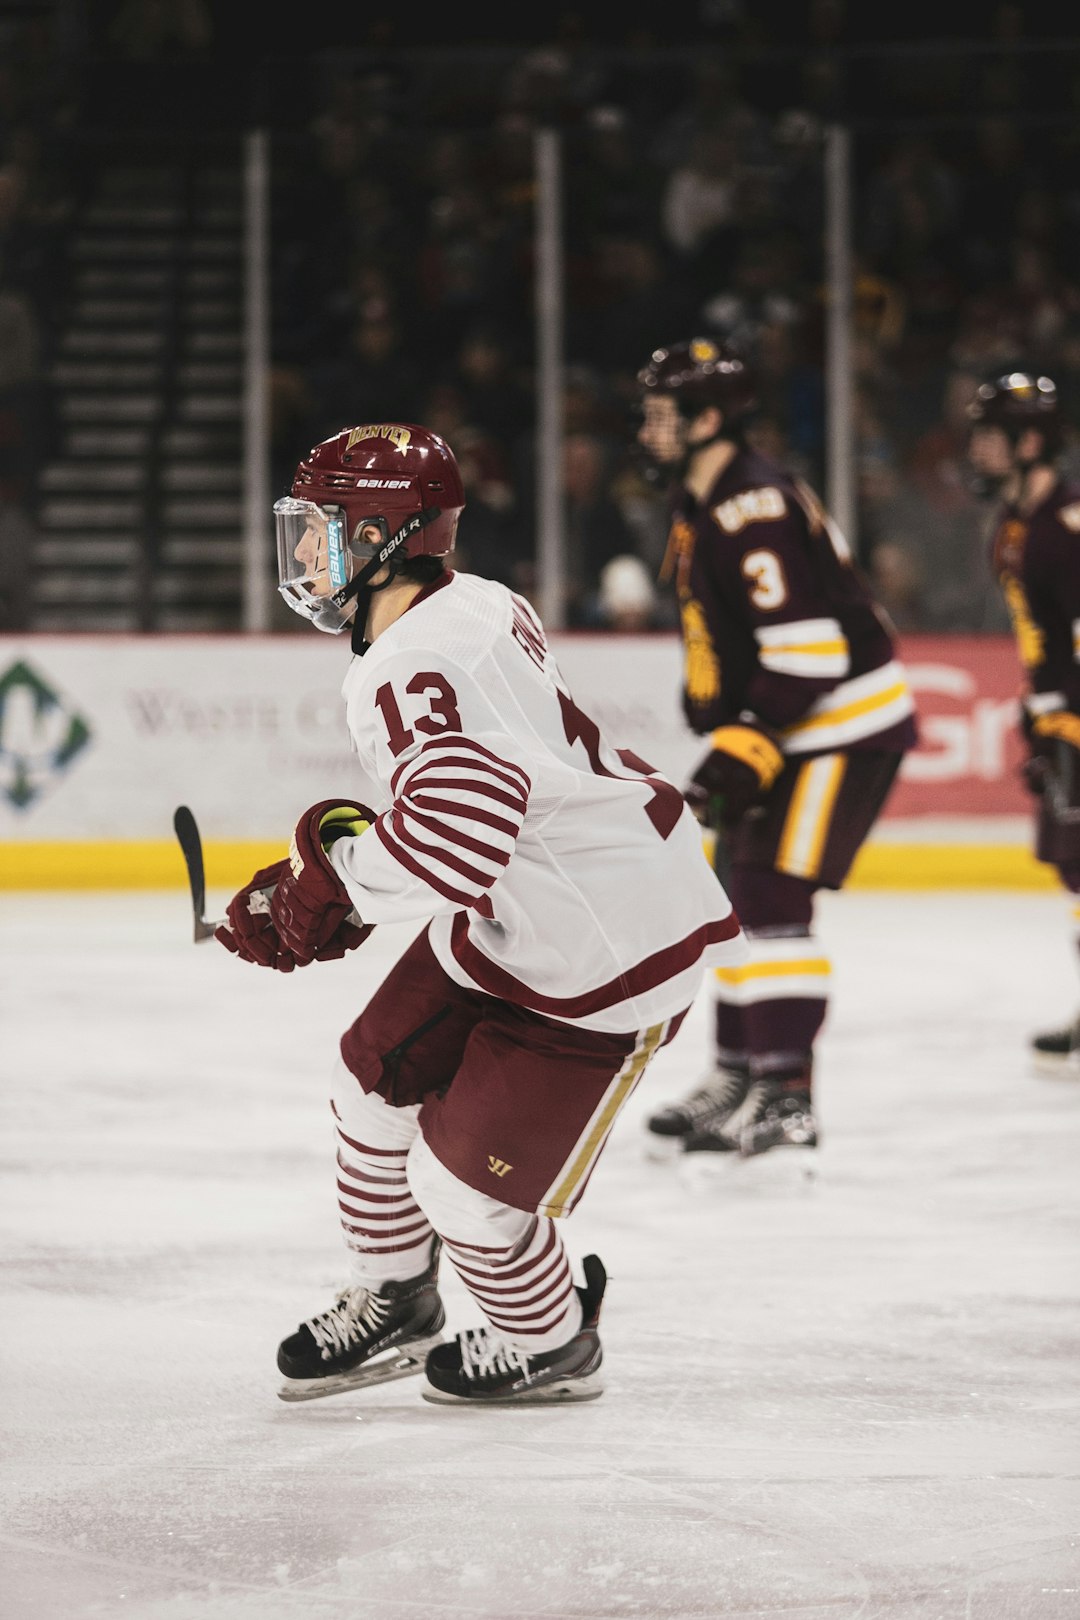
[2,886,1079,1620]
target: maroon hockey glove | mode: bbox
[685,719,785,830]
[216,858,295,970]
[270,800,376,968]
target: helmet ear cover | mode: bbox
[331,506,443,612]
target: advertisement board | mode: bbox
[0,631,1051,888]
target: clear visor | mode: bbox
[273,498,360,634]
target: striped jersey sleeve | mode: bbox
[374,733,531,911]
[330,661,532,923]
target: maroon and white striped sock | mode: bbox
[332,1099,435,1285]
[441,1215,582,1353]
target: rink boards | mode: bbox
[0,629,1052,890]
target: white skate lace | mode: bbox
[678,1068,749,1126]
[459,1327,533,1384]
[307,1287,391,1362]
[713,1078,772,1139]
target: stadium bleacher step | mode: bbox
[39,463,146,492]
[31,137,246,630]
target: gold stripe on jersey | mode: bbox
[755,616,850,678]
[659,515,696,585]
[777,753,847,878]
[538,1023,666,1218]
[681,598,722,706]
[1002,575,1045,669]
[780,660,915,752]
[713,939,830,1005]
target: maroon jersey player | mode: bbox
[967,370,1080,1074]
[635,338,918,1160]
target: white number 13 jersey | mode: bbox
[331,571,747,1033]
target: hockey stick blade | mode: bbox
[173,805,223,942]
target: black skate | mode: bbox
[1031,1014,1080,1075]
[738,1086,819,1156]
[422,1253,606,1406]
[645,1061,751,1157]
[684,1077,818,1157]
[277,1241,446,1402]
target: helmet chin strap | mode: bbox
[330,506,442,655]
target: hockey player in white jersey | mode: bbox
[217,422,747,1406]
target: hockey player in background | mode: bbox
[967,371,1080,1074]
[634,338,917,1161]
[215,422,747,1406]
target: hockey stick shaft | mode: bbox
[173,805,224,942]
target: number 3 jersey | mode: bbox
[664,446,917,755]
[328,570,747,1034]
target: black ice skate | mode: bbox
[737,1085,819,1156]
[683,1076,818,1157]
[1031,1014,1080,1075]
[645,1060,751,1152]
[422,1253,606,1406]
[277,1241,446,1402]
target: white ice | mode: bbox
[2,886,1079,1620]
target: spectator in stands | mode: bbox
[106,0,214,57]
[699,230,805,362]
[570,230,699,378]
[565,103,662,245]
[560,431,645,627]
[302,299,426,448]
[660,123,744,297]
[596,553,659,631]
[451,321,533,469]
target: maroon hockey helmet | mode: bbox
[275,423,466,634]
[966,371,1063,458]
[637,337,759,425]
[292,423,465,556]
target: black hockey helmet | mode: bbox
[966,371,1063,460]
[637,337,759,430]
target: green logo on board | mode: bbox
[0,660,92,809]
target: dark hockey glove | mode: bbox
[270,800,377,968]
[1022,709,1080,798]
[685,718,785,830]
[216,858,295,970]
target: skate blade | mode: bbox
[643,1132,685,1163]
[679,1145,820,1194]
[421,1371,604,1407]
[1031,1052,1080,1078]
[277,1332,446,1403]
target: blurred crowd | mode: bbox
[4,3,1080,632]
